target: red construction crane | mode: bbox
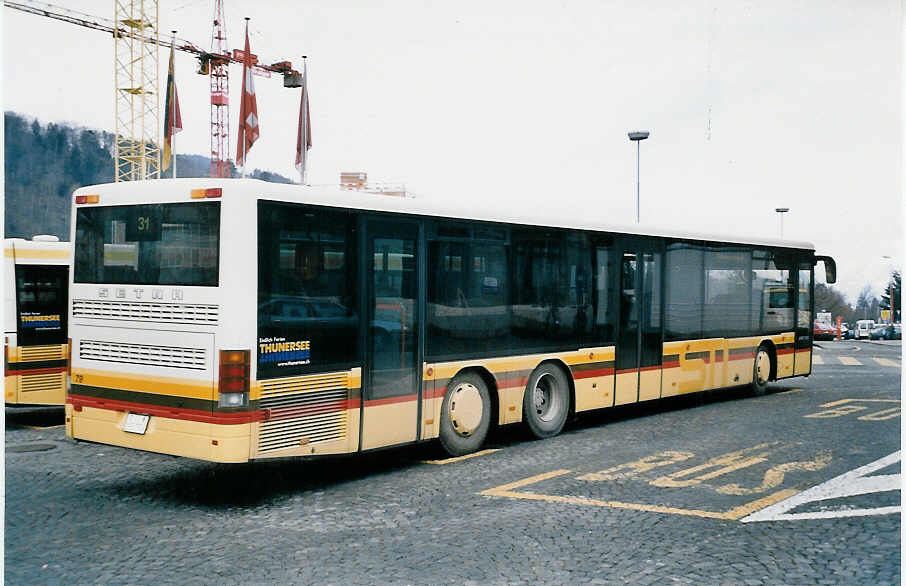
[4,0,303,178]
[207,0,230,178]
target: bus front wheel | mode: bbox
[523,363,570,439]
[751,345,772,396]
[439,372,491,457]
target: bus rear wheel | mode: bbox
[751,345,772,396]
[439,372,491,457]
[523,363,570,439]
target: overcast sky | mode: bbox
[3,1,902,303]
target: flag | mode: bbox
[236,22,259,168]
[162,40,182,173]
[295,60,312,184]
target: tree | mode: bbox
[814,283,855,323]
[879,270,901,323]
[854,286,878,320]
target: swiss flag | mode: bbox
[236,22,259,168]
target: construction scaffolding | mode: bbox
[114,0,160,181]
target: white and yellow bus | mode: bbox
[4,236,71,405]
[66,179,836,462]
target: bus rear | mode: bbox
[66,180,258,462]
[4,236,71,405]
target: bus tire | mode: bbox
[523,363,570,439]
[438,372,491,457]
[751,344,772,396]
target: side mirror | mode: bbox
[816,255,836,284]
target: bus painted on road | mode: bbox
[4,236,71,406]
[66,179,836,462]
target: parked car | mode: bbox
[854,319,875,340]
[839,322,854,339]
[891,324,902,340]
[813,321,837,341]
[869,323,896,340]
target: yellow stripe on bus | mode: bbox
[4,248,70,260]
[72,367,213,400]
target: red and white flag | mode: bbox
[295,59,312,184]
[236,21,259,169]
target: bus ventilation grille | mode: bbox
[257,373,349,453]
[72,300,219,325]
[79,340,207,370]
[19,344,65,362]
[21,372,65,393]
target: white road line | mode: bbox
[873,357,900,368]
[811,355,824,365]
[837,356,862,366]
[741,451,901,522]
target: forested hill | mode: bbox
[4,112,291,240]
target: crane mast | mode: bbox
[114,0,160,181]
[209,0,230,178]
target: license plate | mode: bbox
[123,413,150,435]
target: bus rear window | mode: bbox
[16,265,69,345]
[74,202,220,286]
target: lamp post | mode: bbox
[628,131,649,223]
[882,255,897,323]
[774,207,789,239]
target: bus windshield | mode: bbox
[74,202,220,286]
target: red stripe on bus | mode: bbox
[729,352,756,361]
[662,361,680,369]
[777,348,796,356]
[424,387,447,400]
[573,367,615,379]
[4,365,67,377]
[363,394,418,408]
[68,394,267,424]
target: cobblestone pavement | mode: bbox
[5,342,900,584]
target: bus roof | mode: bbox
[75,178,816,252]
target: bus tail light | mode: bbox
[218,350,250,408]
[191,188,222,199]
[75,195,99,204]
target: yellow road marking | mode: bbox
[24,425,64,430]
[873,357,900,368]
[422,448,500,465]
[820,398,900,407]
[480,470,799,521]
[777,388,804,395]
[838,356,862,366]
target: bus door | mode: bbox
[793,260,813,375]
[360,219,424,450]
[615,239,664,405]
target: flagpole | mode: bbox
[172,31,178,179]
[301,56,307,185]
[242,17,249,179]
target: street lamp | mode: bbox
[774,207,789,239]
[628,130,649,223]
[881,255,897,324]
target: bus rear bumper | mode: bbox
[65,404,252,463]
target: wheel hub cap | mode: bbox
[756,351,770,384]
[449,383,482,436]
[533,373,560,422]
